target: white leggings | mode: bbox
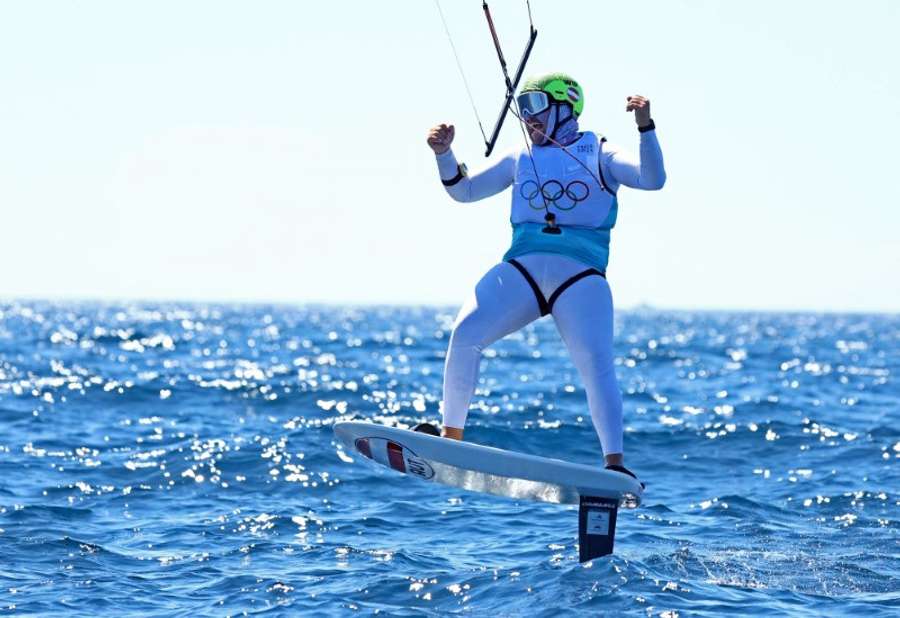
[442,253,624,455]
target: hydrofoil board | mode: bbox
[333,421,642,508]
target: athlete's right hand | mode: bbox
[427,123,455,154]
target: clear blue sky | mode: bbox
[1,1,898,311]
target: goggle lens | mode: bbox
[517,91,550,118]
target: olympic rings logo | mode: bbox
[519,179,590,211]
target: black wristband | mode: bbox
[441,164,466,187]
[638,119,656,133]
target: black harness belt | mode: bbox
[506,258,606,317]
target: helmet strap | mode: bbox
[549,105,561,140]
[535,105,558,146]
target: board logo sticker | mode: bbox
[586,509,611,535]
[403,452,434,480]
[356,436,435,480]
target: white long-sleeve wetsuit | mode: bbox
[434,126,666,457]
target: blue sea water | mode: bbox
[0,301,897,617]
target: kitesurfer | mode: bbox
[425,73,666,481]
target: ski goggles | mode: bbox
[516,91,551,118]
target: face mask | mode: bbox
[552,103,580,146]
[528,104,579,147]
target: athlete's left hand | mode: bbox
[626,95,652,128]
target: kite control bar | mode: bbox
[482,1,537,156]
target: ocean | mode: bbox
[0,301,897,616]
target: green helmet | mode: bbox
[520,72,584,117]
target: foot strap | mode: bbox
[605,464,646,489]
[412,422,440,436]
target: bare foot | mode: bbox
[442,426,464,440]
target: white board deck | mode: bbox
[333,421,643,508]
